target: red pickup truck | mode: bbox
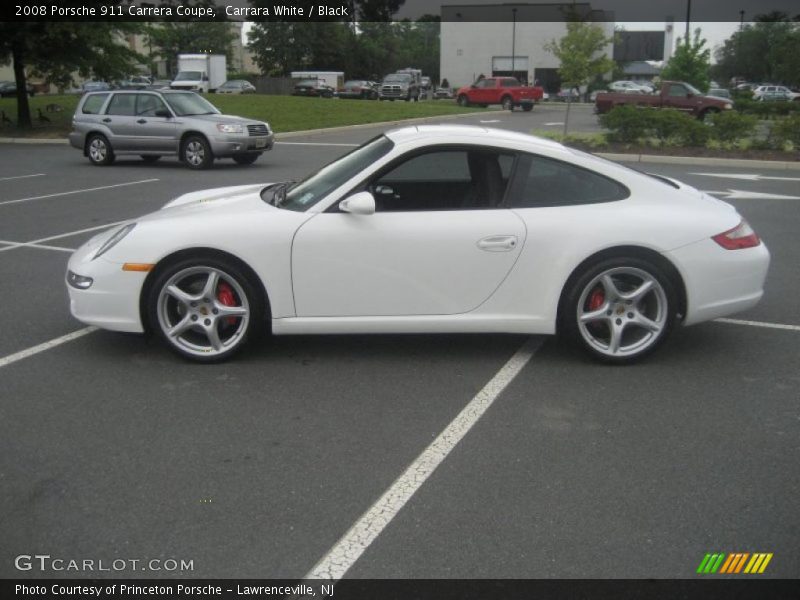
[595,81,734,120]
[456,77,544,111]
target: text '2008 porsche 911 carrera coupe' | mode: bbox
[66,125,770,363]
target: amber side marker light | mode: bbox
[122,263,155,272]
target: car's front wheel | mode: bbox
[182,135,213,170]
[148,257,265,362]
[86,134,115,166]
[561,257,677,363]
[457,94,470,107]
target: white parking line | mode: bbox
[0,179,159,207]
[305,336,543,580]
[0,220,126,254]
[0,240,74,253]
[0,326,97,369]
[715,317,800,332]
[0,173,45,181]
[276,142,360,147]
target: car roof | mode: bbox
[384,124,568,152]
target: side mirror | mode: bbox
[470,84,477,88]
[339,191,375,215]
[154,109,171,118]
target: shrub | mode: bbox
[708,111,758,145]
[649,109,694,145]
[735,98,800,119]
[599,105,649,143]
[770,114,800,149]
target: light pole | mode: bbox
[684,0,692,41]
[511,7,517,79]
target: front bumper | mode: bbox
[667,238,771,326]
[209,132,275,157]
[66,238,146,333]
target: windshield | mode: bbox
[684,82,702,96]
[163,93,219,116]
[266,135,395,212]
[175,71,203,82]
[384,74,411,83]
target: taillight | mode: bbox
[712,219,760,250]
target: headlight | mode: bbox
[724,103,733,110]
[93,223,136,260]
[217,123,244,134]
[67,270,93,290]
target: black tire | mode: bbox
[140,155,161,164]
[522,103,534,112]
[501,95,513,111]
[232,153,259,165]
[699,108,719,122]
[86,133,115,166]
[457,94,470,107]
[147,255,266,363]
[560,256,677,364]
[181,134,213,170]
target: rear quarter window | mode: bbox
[82,93,109,114]
[507,153,629,208]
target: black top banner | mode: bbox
[3,0,800,22]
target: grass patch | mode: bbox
[0,93,485,138]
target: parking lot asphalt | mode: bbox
[0,113,798,581]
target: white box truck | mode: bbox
[290,71,345,90]
[171,54,227,93]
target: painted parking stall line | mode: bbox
[276,142,360,147]
[715,317,800,332]
[0,178,159,207]
[305,336,543,581]
[0,173,45,181]
[0,220,126,253]
[0,326,97,369]
[0,240,74,253]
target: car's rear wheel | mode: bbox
[522,103,534,112]
[140,155,161,163]
[232,153,259,165]
[87,134,115,166]
[182,135,213,170]
[148,257,264,362]
[561,257,677,363]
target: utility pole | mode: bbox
[511,7,517,79]
[684,0,692,40]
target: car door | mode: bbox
[291,147,527,317]
[132,93,178,153]
[665,83,696,113]
[102,93,138,150]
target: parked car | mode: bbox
[608,80,649,94]
[216,80,256,95]
[595,81,734,120]
[292,79,334,98]
[82,81,112,93]
[456,77,544,111]
[145,80,173,91]
[68,90,273,169]
[337,80,379,100]
[0,80,35,97]
[555,87,581,102]
[432,86,454,100]
[118,76,152,90]
[707,87,732,100]
[379,73,420,102]
[65,125,769,364]
[753,85,800,102]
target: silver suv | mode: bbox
[68,90,274,169]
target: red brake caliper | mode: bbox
[588,287,605,311]
[216,282,238,326]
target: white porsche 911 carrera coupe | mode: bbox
[66,125,770,363]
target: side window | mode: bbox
[135,94,167,117]
[106,94,136,116]
[82,93,109,114]
[501,78,519,87]
[368,148,515,211]
[507,153,629,208]
[668,84,687,98]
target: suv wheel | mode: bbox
[182,135,213,170]
[86,134,115,166]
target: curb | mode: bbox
[0,136,67,144]
[596,152,800,171]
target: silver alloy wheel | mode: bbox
[89,137,107,162]
[185,140,205,166]
[576,266,668,358]
[156,266,250,358]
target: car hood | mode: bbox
[180,114,265,125]
[153,184,272,217]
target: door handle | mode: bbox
[477,235,518,252]
[137,119,147,124]
[102,118,111,123]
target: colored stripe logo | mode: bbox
[697,552,773,574]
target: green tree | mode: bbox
[0,22,142,128]
[544,20,614,135]
[660,28,711,92]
